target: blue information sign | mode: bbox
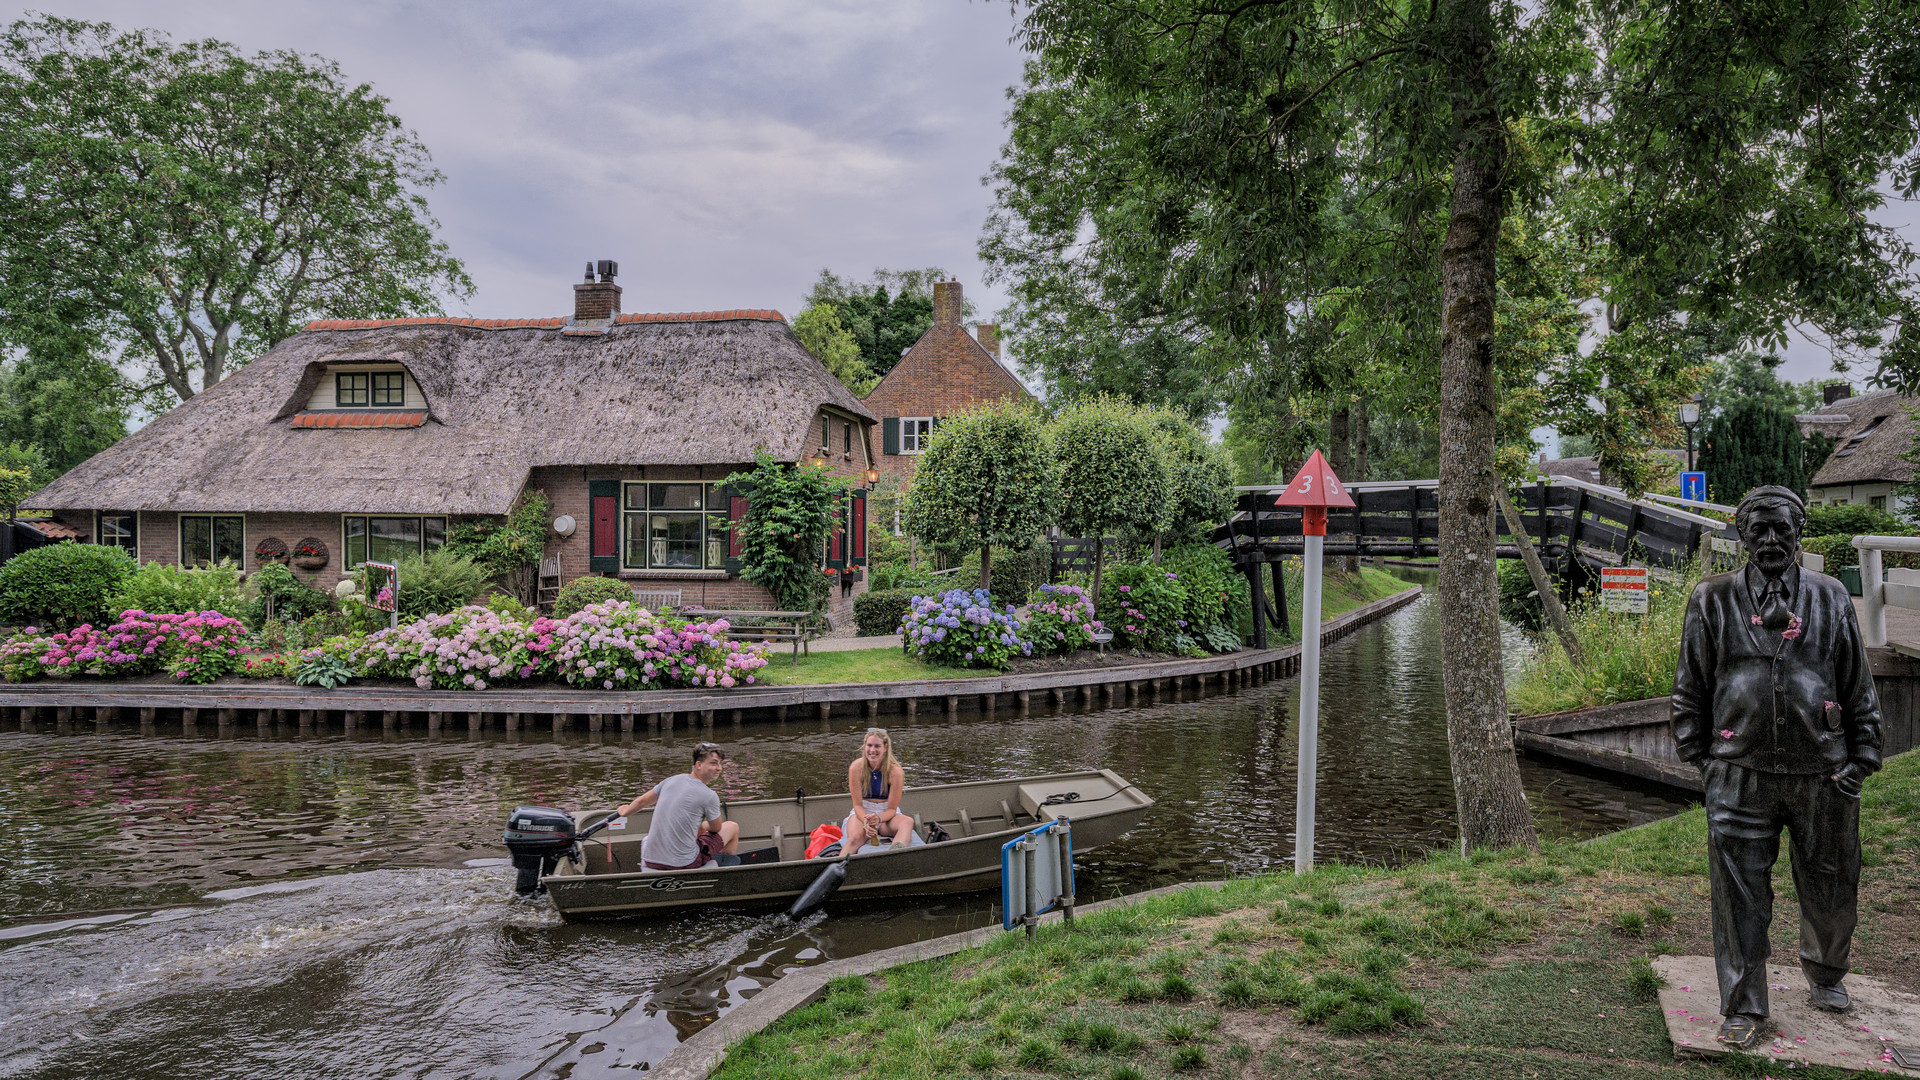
[1681,472,1707,502]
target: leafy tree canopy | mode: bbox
[904,403,1057,593]
[1699,398,1809,502]
[0,16,472,408]
[791,302,876,397]
[802,267,967,381]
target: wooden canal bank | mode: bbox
[0,587,1424,738]
[1514,646,1920,794]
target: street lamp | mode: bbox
[1679,395,1702,472]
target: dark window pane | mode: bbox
[336,373,368,407]
[624,483,647,510]
[649,514,702,568]
[181,516,212,567]
[213,517,245,565]
[344,517,367,568]
[844,421,851,453]
[650,484,703,510]
[423,517,445,549]
[100,513,136,551]
[369,517,420,565]
[372,372,405,406]
[623,513,647,568]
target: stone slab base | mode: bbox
[1654,955,1920,1074]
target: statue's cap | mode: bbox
[1738,486,1805,513]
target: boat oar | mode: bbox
[787,840,851,919]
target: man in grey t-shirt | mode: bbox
[620,743,741,870]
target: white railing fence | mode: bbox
[1851,535,1920,647]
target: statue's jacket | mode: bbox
[1671,567,1883,775]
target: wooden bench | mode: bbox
[630,588,683,611]
[681,608,822,662]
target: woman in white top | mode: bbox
[843,728,914,851]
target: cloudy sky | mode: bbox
[35,0,1030,329]
[27,0,1915,405]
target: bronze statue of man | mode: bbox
[1671,485,1882,1048]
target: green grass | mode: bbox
[1507,564,1698,716]
[755,568,1416,686]
[712,751,1918,1080]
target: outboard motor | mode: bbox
[504,805,578,896]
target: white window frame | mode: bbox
[900,417,933,454]
[178,514,246,568]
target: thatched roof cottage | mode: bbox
[1799,386,1916,513]
[28,262,879,617]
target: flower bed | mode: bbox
[900,588,1032,669]
[0,610,248,684]
[1023,583,1100,654]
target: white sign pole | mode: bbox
[1296,531,1324,875]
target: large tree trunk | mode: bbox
[1354,398,1369,483]
[980,543,993,595]
[1437,0,1539,853]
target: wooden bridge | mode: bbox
[1213,476,1736,647]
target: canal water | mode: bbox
[0,585,1690,1079]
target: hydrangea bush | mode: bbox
[547,601,769,690]
[353,606,561,690]
[0,610,248,683]
[899,588,1031,669]
[1100,564,1191,652]
[1023,583,1100,655]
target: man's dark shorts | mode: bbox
[646,830,727,871]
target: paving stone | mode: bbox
[1654,954,1920,1075]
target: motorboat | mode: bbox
[503,769,1152,919]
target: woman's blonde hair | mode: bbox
[854,727,899,786]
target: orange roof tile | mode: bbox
[289,410,428,429]
[301,310,785,333]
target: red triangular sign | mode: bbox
[1273,450,1355,508]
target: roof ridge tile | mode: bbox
[303,310,786,333]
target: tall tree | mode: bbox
[0,16,472,406]
[791,303,876,396]
[1698,399,1809,502]
[1049,396,1169,603]
[993,0,1920,850]
[0,328,127,478]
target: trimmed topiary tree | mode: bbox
[1048,397,1170,605]
[1149,407,1236,547]
[904,403,1056,595]
[0,542,136,628]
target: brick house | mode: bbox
[862,279,1036,483]
[25,263,879,623]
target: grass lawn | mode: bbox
[754,568,1416,686]
[712,751,1920,1080]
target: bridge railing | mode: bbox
[1852,535,1920,648]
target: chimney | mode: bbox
[1823,382,1852,406]
[932,279,963,328]
[573,259,621,322]
[975,323,998,359]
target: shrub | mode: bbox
[1100,562,1191,652]
[899,588,1031,669]
[727,450,846,612]
[1161,542,1246,647]
[245,563,334,627]
[481,590,535,622]
[854,588,917,636]
[1023,583,1098,654]
[443,489,552,602]
[391,547,488,618]
[552,575,635,617]
[547,602,770,689]
[239,653,290,678]
[1804,502,1910,538]
[0,609,246,682]
[353,606,562,690]
[111,561,247,620]
[1800,530,1920,573]
[0,542,136,628]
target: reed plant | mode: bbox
[1506,563,1700,716]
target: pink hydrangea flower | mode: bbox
[1719,729,1736,739]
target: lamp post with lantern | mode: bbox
[1679,394,1702,472]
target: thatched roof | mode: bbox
[1808,389,1914,488]
[32,311,875,516]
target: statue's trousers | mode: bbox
[1705,760,1860,1019]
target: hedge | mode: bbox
[551,575,636,617]
[854,588,919,637]
[0,543,137,629]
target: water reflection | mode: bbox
[0,586,1690,1078]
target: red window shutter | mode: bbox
[589,479,619,571]
[728,496,749,558]
[829,507,844,566]
[852,491,867,563]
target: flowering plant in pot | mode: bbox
[254,537,289,564]
[291,537,329,569]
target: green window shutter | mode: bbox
[589,480,619,572]
[724,482,750,574]
[882,417,899,456]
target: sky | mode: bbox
[32,0,1031,331]
[25,0,1918,435]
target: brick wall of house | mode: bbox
[861,280,1035,483]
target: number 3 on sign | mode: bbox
[1299,475,1313,494]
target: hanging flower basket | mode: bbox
[291,537,330,570]
[254,536,289,564]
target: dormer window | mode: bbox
[334,370,406,408]
[1833,416,1887,457]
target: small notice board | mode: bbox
[1600,566,1649,613]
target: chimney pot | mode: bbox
[975,323,999,359]
[932,280,963,328]
[1823,382,1852,406]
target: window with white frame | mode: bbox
[900,417,933,454]
[98,512,136,554]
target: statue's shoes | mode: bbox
[1716,1014,1766,1049]
[1808,983,1852,1013]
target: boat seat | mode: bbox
[1019,775,1124,821]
